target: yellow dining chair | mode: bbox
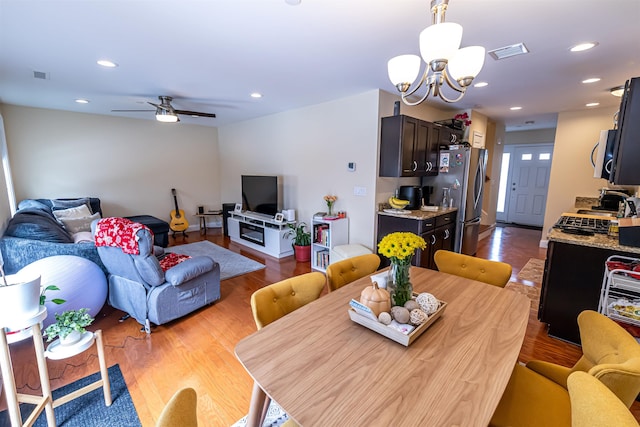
[325,253,381,292]
[250,271,326,329]
[568,371,639,427]
[156,387,198,427]
[433,249,512,287]
[250,272,326,427]
[490,310,640,427]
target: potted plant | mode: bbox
[43,308,94,346]
[285,222,312,262]
[0,272,42,327]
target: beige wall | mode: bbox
[541,106,622,243]
[219,90,381,250]
[0,104,220,226]
[482,118,505,226]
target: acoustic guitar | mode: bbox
[170,188,189,236]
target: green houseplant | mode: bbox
[285,222,312,262]
[43,308,94,345]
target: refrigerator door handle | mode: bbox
[473,152,487,210]
[465,217,482,225]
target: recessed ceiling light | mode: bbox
[250,92,263,99]
[582,77,601,84]
[97,59,118,68]
[474,82,488,88]
[510,106,522,111]
[570,42,598,52]
[285,0,301,4]
[586,102,600,107]
[75,99,89,104]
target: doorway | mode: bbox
[496,143,553,227]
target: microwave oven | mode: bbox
[592,129,616,179]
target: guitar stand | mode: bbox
[172,230,188,238]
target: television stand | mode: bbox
[228,212,294,258]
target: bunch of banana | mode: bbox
[389,197,410,210]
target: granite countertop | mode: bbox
[377,207,457,220]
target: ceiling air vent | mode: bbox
[488,43,529,60]
[33,70,49,80]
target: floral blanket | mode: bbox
[94,217,153,255]
[158,253,191,271]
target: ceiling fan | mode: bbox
[112,96,216,123]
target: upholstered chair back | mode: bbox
[433,249,512,288]
[573,310,640,407]
[251,272,326,330]
[92,221,165,287]
[156,387,198,427]
[567,371,639,427]
[326,254,381,292]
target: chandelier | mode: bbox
[387,0,485,105]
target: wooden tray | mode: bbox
[348,300,447,346]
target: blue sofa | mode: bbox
[0,197,106,274]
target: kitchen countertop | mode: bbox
[377,207,457,220]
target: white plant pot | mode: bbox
[60,330,82,346]
[0,274,41,327]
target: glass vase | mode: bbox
[388,259,412,307]
[327,202,333,216]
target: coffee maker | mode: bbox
[422,186,434,206]
[398,186,422,210]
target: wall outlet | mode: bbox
[354,186,366,196]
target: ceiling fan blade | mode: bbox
[112,109,154,112]
[175,109,216,118]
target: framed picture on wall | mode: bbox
[234,203,242,213]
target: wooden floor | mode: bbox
[2,225,639,425]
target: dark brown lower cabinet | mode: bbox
[377,212,456,270]
[539,240,637,345]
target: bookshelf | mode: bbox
[311,217,348,272]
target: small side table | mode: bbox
[0,306,55,427]
[195,211,222,235]
[44,330,112,408]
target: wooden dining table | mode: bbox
[235,267,530,427]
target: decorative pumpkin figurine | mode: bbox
[360,281,391,317]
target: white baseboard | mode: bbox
[479,223,496,241]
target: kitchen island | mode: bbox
[376,207,457,270]
[540,226,640,345]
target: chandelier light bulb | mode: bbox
[448,46,486,83]
[419,22,462,63]
[388,55,421,89]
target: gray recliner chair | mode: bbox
[91,219,220,332]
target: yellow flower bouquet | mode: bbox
[378,232,426,306]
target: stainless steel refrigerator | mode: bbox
[422,145,488,255]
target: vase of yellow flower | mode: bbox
[324,195,337,216]
[377,232,426,307]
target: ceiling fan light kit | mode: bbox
[112,95,215,123]
[387,0,485,105]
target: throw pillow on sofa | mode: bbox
[52,204,92,223]
[51,197,93,213]
[61,212,101,234]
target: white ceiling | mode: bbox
[1,0,639,131]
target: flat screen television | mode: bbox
[610,76,640,185]
[241,175,280,217]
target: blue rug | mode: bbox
[0,364,140,427]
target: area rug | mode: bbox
[166,240,265,280]
[0,364,141,427]
[231,400,289,427]
[516,258,545,283]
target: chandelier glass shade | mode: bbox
[388,0,485,105]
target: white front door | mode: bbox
[504,144,553,227]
